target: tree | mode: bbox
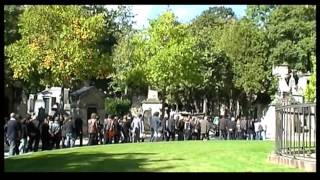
[83,5,135,92]
[217,17,276,116]
[189,6,236,114]
[111,31,149,100]
[5,5,109,90]
[4,5,25,88]
[267,5,316,72]
[142,11,201,115]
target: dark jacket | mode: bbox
[28,119,41,137]
[247,119,255,133]
[74,118,83,134]
[41,122,50,140]
[167,118,175,132]
[219,118,227,130]
[61,123,67,137]
[21,122,28,139]
[228,120,236,131]
[65,120,74,134]
[6,119,21,141]
[240,120,247,130]
[177,120,185,132]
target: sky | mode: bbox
[106,5,247,29]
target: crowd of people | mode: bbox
[4,112,83,156]
[4,110,267,157]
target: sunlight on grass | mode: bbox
[5,141,303,172]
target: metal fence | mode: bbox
[275,103,316,160]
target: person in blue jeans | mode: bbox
[19,116,30,153]
[64,117,75,148]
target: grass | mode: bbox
[4,140,304,172]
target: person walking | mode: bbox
[40,117,50,151]
[6,113,21,156]
[240,117,247,140]
[113,116,121,144]
[166,114,176,141]
[139,114,145,142]
[74,116,83,146]
[61,119,67,148]
[49,117,61,149]
[131,115,141,143]
[64,116,75,148]
[149,112,160,142]
[122,115,130,143]
[219,115,228,140]
[104,115,114,144]
[247,117,255,140]
[200,116,210,140]
[27,114,41,152]
[88,113,98,145]
[177,116,185,141]
[19,116,29,154]
[184,117,192,140]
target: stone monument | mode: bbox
[142,87,162,118]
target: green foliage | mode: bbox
[144,12,201,94]
[5,5,109,88]
[112,31,149,94]
[105,98,131,116]
[267,5,316,72]
[218,18,271,99]
[304,55,316,102]
[4,5,24,45]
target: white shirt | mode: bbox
[131,117,141,132]
[254,122,261,132]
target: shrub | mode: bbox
[105,98,131,117]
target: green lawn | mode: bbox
[5,140,304,172]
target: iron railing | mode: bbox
[275,103,316,160]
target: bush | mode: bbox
[105,98,131,117]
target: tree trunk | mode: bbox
[194,99,199,113]
[203,97,207,114]
[124,85,128,95]
[236,99,240,117]
[161,88,166,117]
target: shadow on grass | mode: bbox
[5,152,182,172]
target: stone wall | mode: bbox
[268,153,316,172]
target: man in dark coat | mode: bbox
[219,115,228,140]
[41,117,50,151]
[240,117,247,140]
[227,117,236,140]
[74,117,83,146]
[200,117,210,140]
[27,114,41,152]
[122,115,130,143]
[246,117,255,140]
[177,117,185,141]
[166,115,176,141]
[6,113,21,156]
